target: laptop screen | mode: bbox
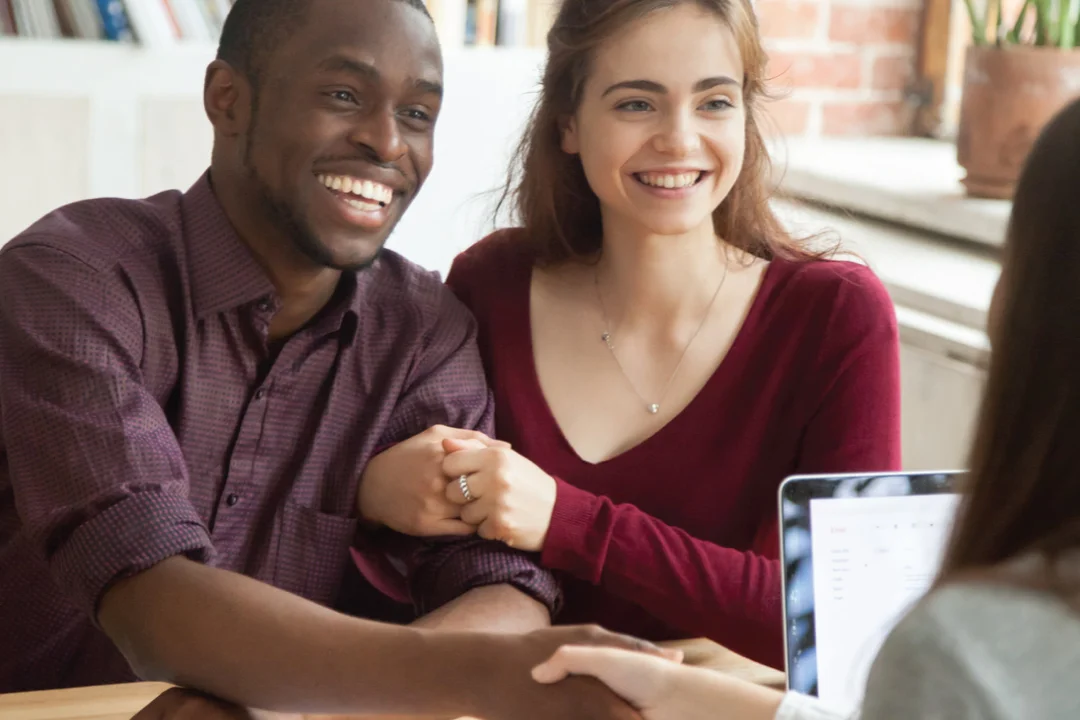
[780,472,960,713]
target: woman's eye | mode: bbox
[616,100,652,112]
[703,98,735,111]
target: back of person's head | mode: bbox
[501,0,825,265]
[938,97,1080,588]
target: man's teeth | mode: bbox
[317,174,393,206]
[637,171,702,189]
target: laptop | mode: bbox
[778,471,962,713]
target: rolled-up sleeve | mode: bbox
[0,242,213,620]
[374,283,561,617]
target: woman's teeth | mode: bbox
[636,171,703,189]
[317,173,393,207]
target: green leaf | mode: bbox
[1061,0,1080,47]
[1034,0,1054,45]
[965,0,988,44]
[1008,0,1031,43]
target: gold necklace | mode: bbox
[594,262,729,414]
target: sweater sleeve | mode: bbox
[792,263,902,475]
[541,263,901,670]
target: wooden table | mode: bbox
[0,639,785,720]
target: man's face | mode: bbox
[240,0,442,271]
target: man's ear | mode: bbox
[204,60,252,138]
[559,114,580,155]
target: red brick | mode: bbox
[822,100,910,135]
[760,98,813,136]
[767,50,862,90]
[757,0,821,40]
[870,53,916,91]
[829,7,920,44]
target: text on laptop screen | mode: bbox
[808,493,960,711]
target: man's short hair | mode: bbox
[217,0,432,88]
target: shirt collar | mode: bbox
[180,170,363,345]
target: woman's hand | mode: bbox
[441,438,558,552]
[532,646,784,720]
[357,425,508,537]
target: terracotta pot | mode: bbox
[957,45,1080,199]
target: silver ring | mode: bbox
[458,474,474,502]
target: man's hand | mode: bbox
[357,425,509,536]
[474,625,682,720]
[131,688,300,720]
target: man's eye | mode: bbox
[329,90,357,104]
[404,108,432,122]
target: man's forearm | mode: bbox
[99,557,492,716]
[411,584,551,632]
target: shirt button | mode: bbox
[226,493,240,507]
[254,388,266,400]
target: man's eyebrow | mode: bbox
[316,55,380,80]
[414,78,443,98]
[600,75,741,97]
[315,55,442,98]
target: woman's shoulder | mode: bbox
[449,228,531,278]
[761,256,896,348]
[445,227,533,309]
[770,256,892,310]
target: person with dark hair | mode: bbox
[358,0,901,671]
[0,0,665,716]
[528,95,1080,720]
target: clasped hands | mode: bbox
[358,425,558,552]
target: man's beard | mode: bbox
[242,118,382,274]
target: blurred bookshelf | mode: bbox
[0,0,556,49]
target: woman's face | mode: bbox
[562,3,747,238]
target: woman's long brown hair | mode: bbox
[937,97,1080,586]
[497,0,833,265]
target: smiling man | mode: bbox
[0,0,652,717]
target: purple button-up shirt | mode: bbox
[0,174,559,693]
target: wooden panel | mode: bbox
[913,0,954,136]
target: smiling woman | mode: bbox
[350,0,903,671]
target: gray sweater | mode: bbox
[776,582,1080,719]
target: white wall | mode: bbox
[0,39,545,276]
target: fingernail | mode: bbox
[530,664,553,682]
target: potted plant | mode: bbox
[957,0,1080,198]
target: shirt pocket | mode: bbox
[273,499,358,607]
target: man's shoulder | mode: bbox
[2,191,186,273]
[366,249,475,335]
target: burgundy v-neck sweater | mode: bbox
[446,229,901,669]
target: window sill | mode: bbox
[771,137,1011,250]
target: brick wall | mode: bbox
[757,0,923,136]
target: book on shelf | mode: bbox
[1,0,552,47]
[0,0,233,42]
[453,0,552,47]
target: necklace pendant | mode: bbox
[647,403,660,414]
[601,332,611,343]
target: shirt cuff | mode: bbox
[540,477,608,584]
[774,692,848,720]
[50,489,214,622]
[408,536,562,618]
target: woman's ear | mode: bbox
[559,115,580,155]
